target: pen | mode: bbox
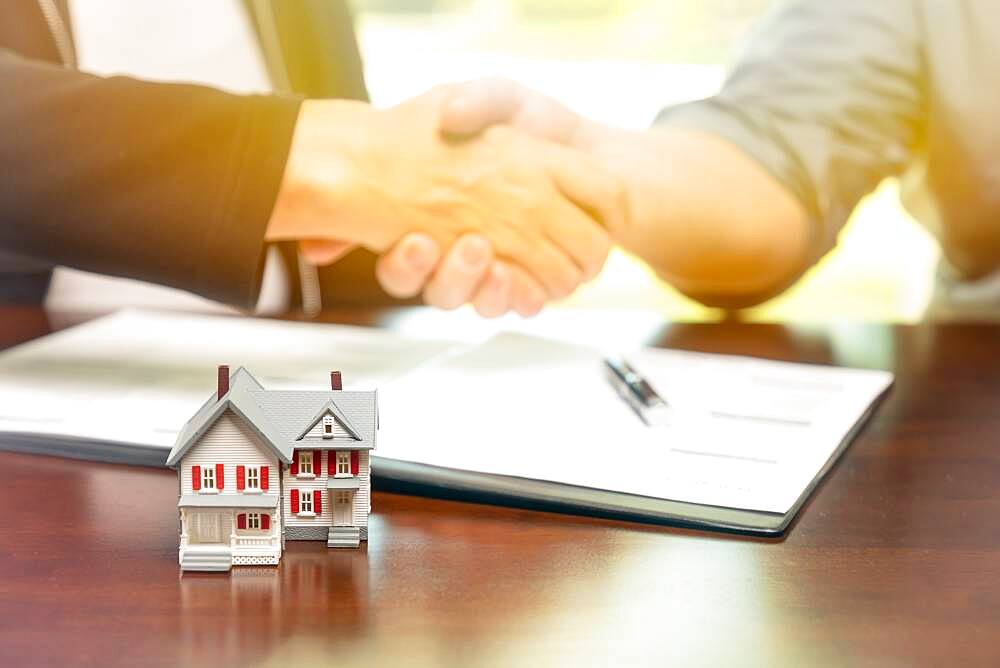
[603,358,671,426]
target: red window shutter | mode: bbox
[290,489,299,514]
[191,465,201,491]
[328,451,336,476]
[237,513,246,530]
[261,466,269,491]
[314,450,322,474]
[236,465,245,491]
[314,490,322,515]
[351,451,359,475]
[261,514,270,530]
[290,450,298,475]
[216,463,225,490]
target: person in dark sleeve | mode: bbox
[381,0,1000,318]
[0,1,620,318]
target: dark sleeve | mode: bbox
[655,0,926,259]
[0,48,302,308]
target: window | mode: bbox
[246,512,260,530]
[335,491,351,505]
[246,466,259,490]
[323,416,334,438]
[300,490,313,514]
[298,451,313,475]
[202,466,215,490]
[336,451,351,476]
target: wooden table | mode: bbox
[1,307,998,667]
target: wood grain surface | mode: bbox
[1,308,998,667]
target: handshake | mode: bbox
[265,79,633,317]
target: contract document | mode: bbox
[0,310,892,533]
[377,333,893,515]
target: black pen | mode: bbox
[603,358,671,426]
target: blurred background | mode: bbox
[354,0,939,324]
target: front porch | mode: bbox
[178,494,282,571]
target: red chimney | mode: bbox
[218,365,230,400]
[330,371,342,391]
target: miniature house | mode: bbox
[166,366,377,572]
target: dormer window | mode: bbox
[322,416,334,439]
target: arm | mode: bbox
[0,48,300,308]
[0,50,616,311]
[583,125,809,308]
[410,0,925,310]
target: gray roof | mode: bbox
[165,367,377,467]
[250,388,377,451]
[294,399,363,440]
[178,493,280,508]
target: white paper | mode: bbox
[377,333,893,514]
[0,310,454,447]
[0,311,892,514]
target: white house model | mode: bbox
[166,366,377,572]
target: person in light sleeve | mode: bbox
[381,0,1000,320]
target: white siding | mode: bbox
[179,410,281,496]
[283,449,371,529]
[353,451,371,527]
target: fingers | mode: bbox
[470,262,512,318]
[423,235,495,310]
[377,233,552,317]
[415,239,548,318]
[541,197,613,281]
[506,263,547,317]
[513,233,584,300]
[469,261,548,318]
[375,234,441,298]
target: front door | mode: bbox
[192,512,223,544]
[333,491,353,526]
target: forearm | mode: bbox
[0,49,300,308]
[590,125,812,308]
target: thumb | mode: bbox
[439,78,525,137]
[298,239,356,265]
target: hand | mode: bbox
[369,80,617,316]
[265,90,619,302]
[405,78,810,308]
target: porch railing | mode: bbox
[232,536,279,549]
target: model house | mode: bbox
[166,366,377,572]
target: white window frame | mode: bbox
[298,451,313,476]
[336,451,351,477]
[246,466,260,491]
[322,415,334,439]
[335,491,351,505]
[246,512,261,530]
[299,490,314,514]
[201,466,216,491]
